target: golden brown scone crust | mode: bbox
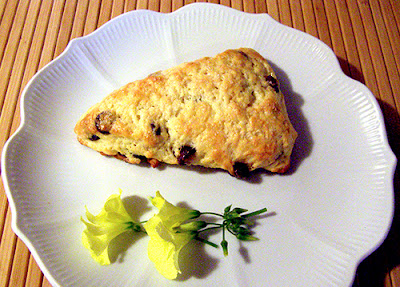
[74,48,297,177]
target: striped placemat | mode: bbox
[0,1,398,286]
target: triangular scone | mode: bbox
[74,48,297,178]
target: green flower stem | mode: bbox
[242,208,268,218]
[226,225,237,236]
[197,225,223,234]
[193,206,267,256]
[194,236,219,248]
[202,222,222,227]
[200,211,224,218]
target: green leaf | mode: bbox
[224,205,232,214]
[231,207,248,214]
[237,227,251,235]
[236,234,259,241]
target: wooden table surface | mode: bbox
[0,0,399,286]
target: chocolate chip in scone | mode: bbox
[95,111,116,134]
[177,145,196,165]
[133,154,147,161]
[150,123,161,136]
[233,162,250,178]
[89,135,100,141]
[115,152,131,163]
[265,75,279,93]
[238,50,249,59]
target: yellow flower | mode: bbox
[81,190,137,265]
[143,191,200,280]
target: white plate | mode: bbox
[1,3,396,287]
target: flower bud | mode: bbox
[179,221,207,231]
[221,239,228,256]
[188,210,201,219]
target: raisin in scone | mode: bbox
[74,48,297,178]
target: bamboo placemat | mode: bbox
[0,1,399,286]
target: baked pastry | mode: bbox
[74,48,297,178]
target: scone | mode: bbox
[74,48,297,178]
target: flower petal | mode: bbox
[81,191,136,265]
[145,216,193,279]
[150,191,198,227]
[82,227,112,265]
[144,192,196,279]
